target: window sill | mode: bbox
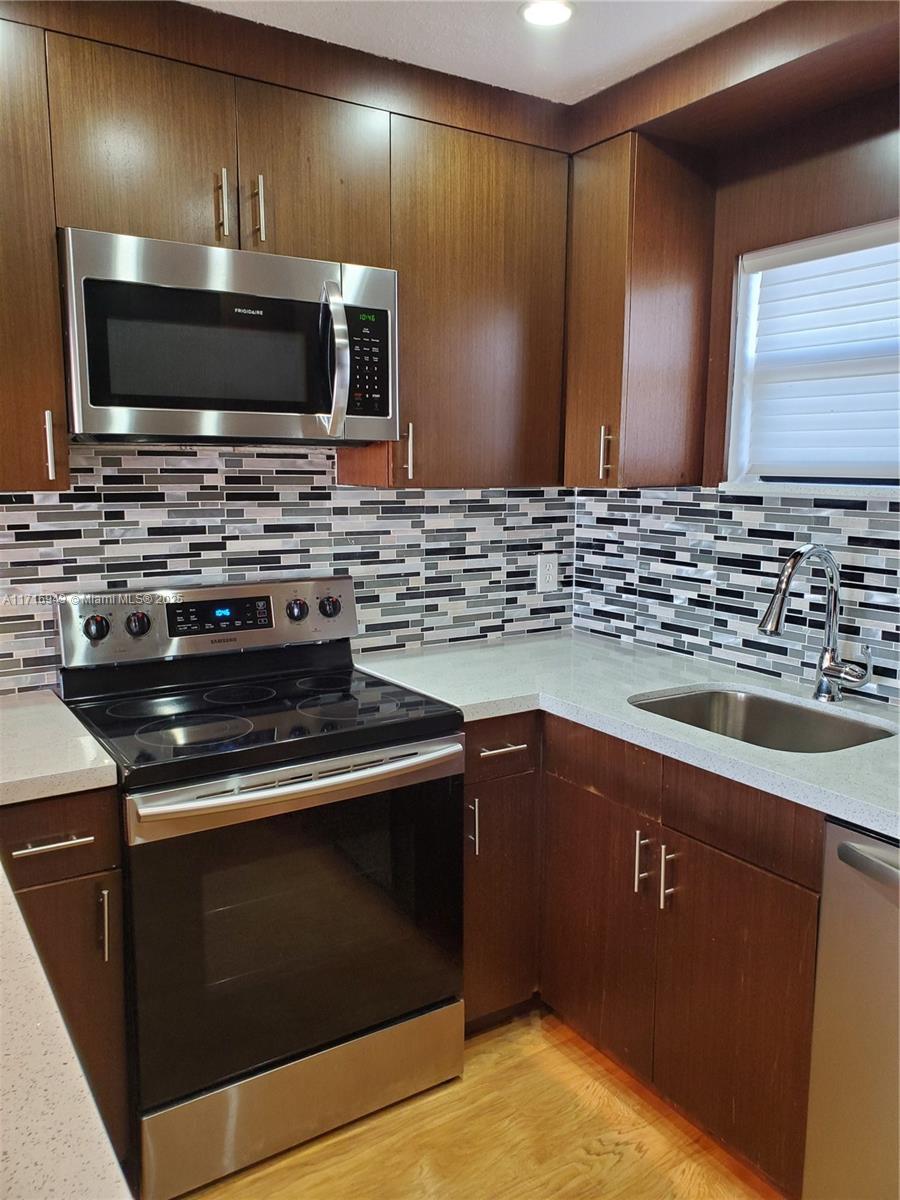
[717,481,899,500]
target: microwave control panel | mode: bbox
[347,306,390,417]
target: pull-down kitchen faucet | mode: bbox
[758,543,873,703]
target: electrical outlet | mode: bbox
[536,553,558,593]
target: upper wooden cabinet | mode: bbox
[338,115,568,489]
[0,20,69,492]
[46,34,239,247]
[236,80,390,265]
[564,132,714,489]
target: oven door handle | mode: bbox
[130,742,464,826]
[317,279,351,439]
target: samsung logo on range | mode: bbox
[234,307,264,316]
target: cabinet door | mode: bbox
[541,773,659,1077]
[342,116,568,489]
[236,79,390,265]
[653,828,818,1195]
[464,773,538,1024]
[0,20,69,491]
[564,133,712,489]
[17,869,129,1160]
[47,33,238,247]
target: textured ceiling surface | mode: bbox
[187,0,778,104]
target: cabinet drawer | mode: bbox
[542,714,662,820]
[661,758,824,891]
[0,788,121,890]
[465,713,540,782]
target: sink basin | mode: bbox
[629,689,895,754]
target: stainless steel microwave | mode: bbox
[60,228,398,445]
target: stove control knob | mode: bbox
[125,611,151,638]
[318,596,342,619]
[285,599,309,623]
[82,614,110,642]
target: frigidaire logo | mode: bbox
[234,307,264,316]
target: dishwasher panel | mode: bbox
[803,820,899,1200]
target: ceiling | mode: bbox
[187,0,779,105]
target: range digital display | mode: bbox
[167,595,273,638]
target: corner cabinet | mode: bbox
[563,133,714,489]
[0,20,69,492]
[337,117,569,489]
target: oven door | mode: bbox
[126,738,463,1113]
[61,227,398,444]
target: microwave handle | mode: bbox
[318,279,350,438]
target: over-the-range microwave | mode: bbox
[60,227,398,445]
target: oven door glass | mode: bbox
[84,279,333,414]
[129,776,463,1112]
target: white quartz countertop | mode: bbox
[0,866,131,1200]
[0,690,117,807]
[362,630,900,838]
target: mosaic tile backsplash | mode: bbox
[0,445,573,692]
[574,487,899,705]
[1,448,897,704]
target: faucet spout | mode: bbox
[757,543,869,702]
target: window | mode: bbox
[726,220,900,484]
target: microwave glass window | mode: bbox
[84,279,331,414]
[107,319,306,406]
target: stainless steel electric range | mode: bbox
[57,579,464,1200]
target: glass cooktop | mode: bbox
[70,668,462,790]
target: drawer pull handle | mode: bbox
[659,844,678,910]
[99,887,110,964]
[11,833,96,859]
[633,830,651,893]
[479,743,528,759]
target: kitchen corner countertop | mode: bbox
[363,630,900,838]
[0,690,117,806]
[0,867,131,1200]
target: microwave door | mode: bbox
[317,280,350,439]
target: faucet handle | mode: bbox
[822,645,873,690]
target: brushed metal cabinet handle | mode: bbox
[219,167,230,238]
[11,833,96,859]
[99,887,110,964]
[478,743,528,759]
[633,830,651,893]
[598,424,613,479]
[406,422,414,479]
[467,798,480,857]
[659,844,678,910]
[43,410,56,481]
[256,173,267,243]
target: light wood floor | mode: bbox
[193,1010,781,1200]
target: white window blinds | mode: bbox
[726,219,900,483]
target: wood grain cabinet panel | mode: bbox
[337,115,568,489]
[0,786,121,890]
[17,868,129,1160]
[465,712,540,784]
[47,33,239,246]
[661,757,824,890]
[653,827,819,1196]
[464,773,538,1024]
[236,79,390,265]
[0,19,69,492]
[542,715,662,820]
[564,132,713,489]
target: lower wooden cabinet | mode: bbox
[540,773,658,1080]
[16,868,129,1160]
[463,773,539,1024]
[653,827,819,1196]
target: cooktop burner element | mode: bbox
[135,714,254,750]
[203,684,277,706]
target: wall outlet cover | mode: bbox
[536,553,558,593]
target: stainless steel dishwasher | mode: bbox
[803,820,899,1200]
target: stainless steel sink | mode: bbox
[629,689,895,754]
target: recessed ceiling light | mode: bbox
[520,1,573,27]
